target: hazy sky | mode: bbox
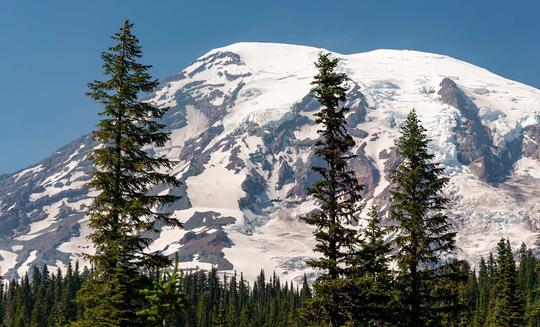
[0,0,539,174]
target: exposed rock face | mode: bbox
[439,78,495,177]
[438,78,521,183]
[1,43,540,282]
[379,147,402,176]
[276,159,294,190]
[0,135,94,273]
[239,170,269,216]
[178,211,235,270]
[288,151,323,199]
[374,147,402,213]
[523,124,540,159]
[351,143,380,198]
[345,83,369,128]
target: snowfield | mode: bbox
[0,42,539,282]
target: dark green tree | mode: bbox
[432,260,472,326]
[517,242,537,324]
[347,203,396,325]
[464,266,480,325]
[476,257,491,325]
[300,53,363,327]
[529,262,540,326]
[491,239,524,326]
[30,265,51,327]
[74,20,180,326]
[15,274,32,326]
[0,269,4,325]
[227,272,239,326]
[299,274,312,304]
[195,295,209,327]
[138,256,187,326]
[212,293,227,327]
[390,109,456,326]
[350,203,392,279]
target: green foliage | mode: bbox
[490,239,524,326]
[0,266,309,327]
[86,19,180,275]
[390,109,457,326]
[137,256,187,326]
[1,23,537,327]
[302,52,363,278]
[74,20,181,326]
[1,263,82,326]
[431,260,472,326]
[300,52,364,326]
[476,257,492,325]
[0,273,3,324]
[349,204,392,279]
[345,203,398,326]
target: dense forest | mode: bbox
[0,20,537,327]
[0,240,539,326]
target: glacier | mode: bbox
[0,42,540,282]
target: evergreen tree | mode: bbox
[138,256,187,326]
[0,270,4,325]
[517,242,537,324]
[14,274,32,326]
[4,278,17,326]
[63,263,79,324]
[227,272,239,326]
[476,257,491,325]
[299,274,312,303]
[212,293,227,327]
[350,203,392,279]
[300,53,363,327]
[491,239,524,326]
[30,265,50,327]
[195,295,209,327]
[239,303,254,327]
[432,259,471,326]
[347,203,396,325]
[390,109,456,326]
[74,20,180,326]
[465,267,480,325]
[529,262,540,326]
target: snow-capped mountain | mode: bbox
[1,42,540,282]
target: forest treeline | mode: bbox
[0,240,539,326]
[0,20,537,327]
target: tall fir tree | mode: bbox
[530,262,540,325]
[137,255,187,326]
[349,203,392,279]
[465,266,480,325]
[74,20,181,326]
[476,257,491,325]
[15,274,32,325]
[390,109,456,326]
[491,239,524,326]
[0,269,3,325]
[300,53,363,327]
[5,251,539,327]
[517,242,537,324]
[347,203,396,325]
[299,274,312,304]
[432,259,471,326]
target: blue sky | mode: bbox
[0,0,539,174]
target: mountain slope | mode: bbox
[1,42,540,282]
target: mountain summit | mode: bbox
[1,42,539,281]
